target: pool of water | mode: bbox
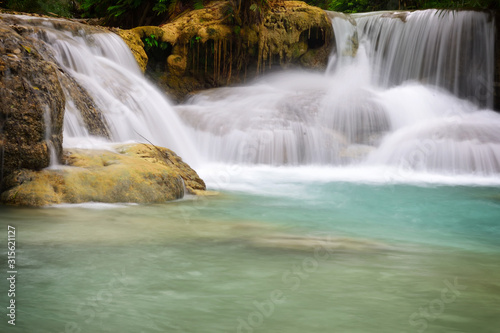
[1,168,500,333]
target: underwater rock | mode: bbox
[0,143,206,207]
[250,233,393,253]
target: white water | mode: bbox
[177,10,500,178]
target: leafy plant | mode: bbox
[78,0,206,28]
[143,34,169,51]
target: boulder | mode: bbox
[0,23,65,189]
[1,143,206,207]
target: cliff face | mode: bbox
[120,1,334,102]
[495,11,500,111]
[0,23,65,189]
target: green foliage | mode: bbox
[419,0,498,10]
[189,35,201,48]
[1,0,74,17]
[327,0,371,13]
[143,34,169,51]
[303,0,499,11]
[78,0,205,27]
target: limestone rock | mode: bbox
[1,143,206,207]
[0,14,112,191]
[118,1,334,101]
[116,27,154,73]
[0,23,65,188]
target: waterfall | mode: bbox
[177,9,500,176]
[6,10,499,177]
[355,10,495,108]
[10,15,199,166]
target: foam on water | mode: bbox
[49,202,139,209]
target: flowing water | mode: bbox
[1,9,500,333]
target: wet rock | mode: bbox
[250,233,393,253]
[0,23,65,189]
[0,14,112,191]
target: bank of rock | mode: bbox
[118,1,334,101]
[1,144,206,207]
[0,14,110,192]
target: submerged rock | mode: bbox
[1,143,206,207]
[250,233,393,253]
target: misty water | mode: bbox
[1,9,500,333]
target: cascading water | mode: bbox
[177,9,500,177]
[7,15,199,166]
[5,11,499,178]
[355,10,495,108]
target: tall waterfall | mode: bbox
[178,10,500,175]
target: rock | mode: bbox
[57,74,109,138]
[118,1,334,102]
[0,14,112,191]
[116,27,156,73]
[0,143,206,207]
[249,233,393,253]
[495,10,500,111]
[0,23,65,189]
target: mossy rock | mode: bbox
[1,144,206,207]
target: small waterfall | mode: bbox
[325,12,359,71]
[43,105,59,169]
[355,10,495,108]
[11,16,199,165]
[367,111,500,174]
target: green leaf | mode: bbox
[194,0,204,10]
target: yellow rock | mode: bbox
[1,144,206,207]
[117,1,334,100]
